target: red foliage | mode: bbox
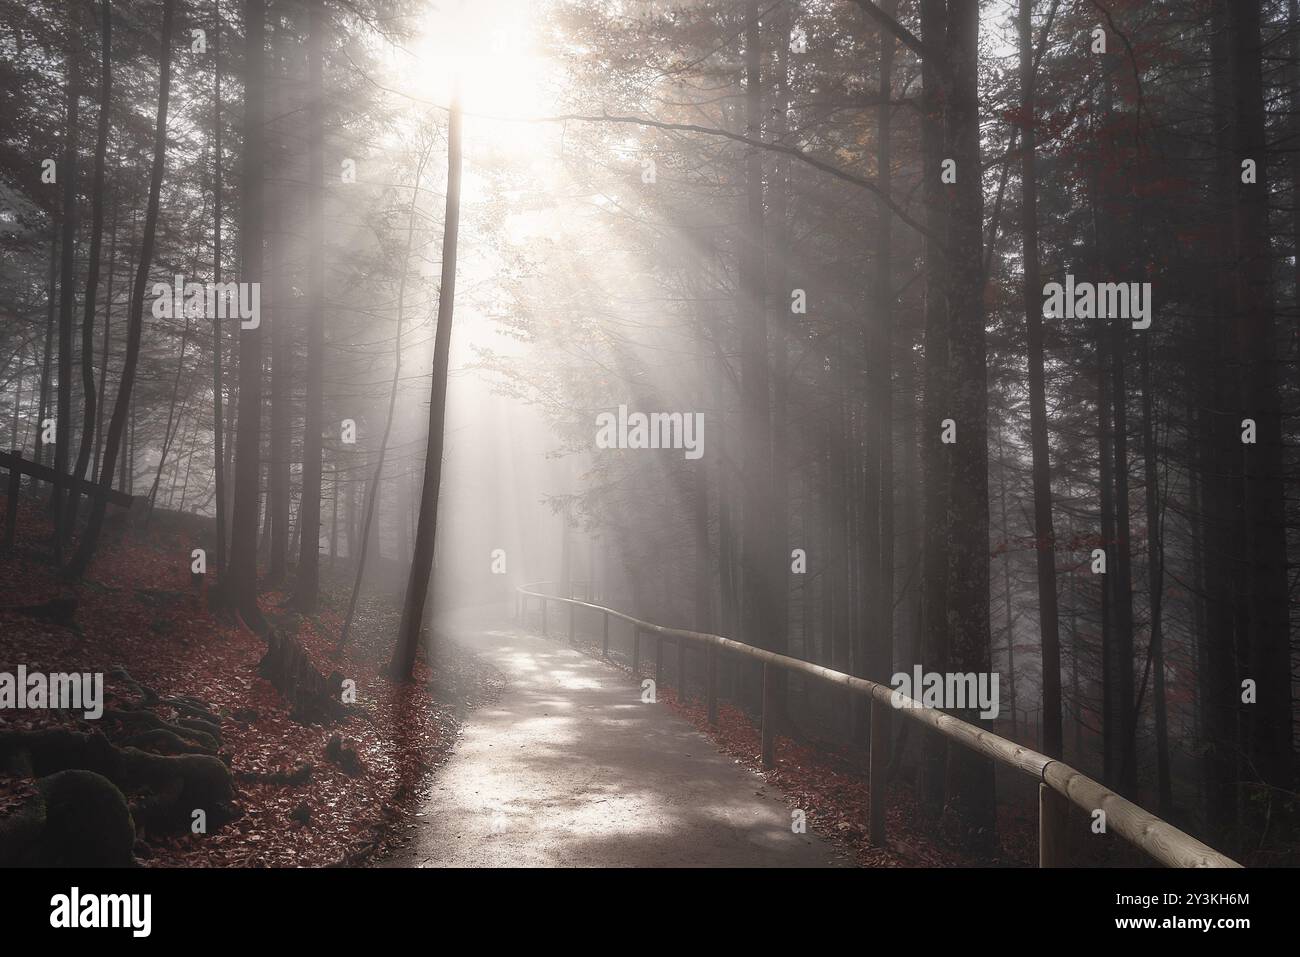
[655,686,1040,867]
[0,497,457,867]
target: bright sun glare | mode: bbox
[407,0,550,132]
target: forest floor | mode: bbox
[3,493,1274,868]
[0,493,500,867]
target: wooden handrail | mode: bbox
[515,581,1240,869]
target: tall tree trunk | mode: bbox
[329,464,339,572]
[294,0,326,610]
[1199,4,1241,838]
[1018,0,1063,759]
[917,0,950,819]
[739,0,772,698]
[227,0,267,626]
[942,0,996,848]
[37,233,56,471]
[145,296,195,515]
[53,31,82,560]
[1139,337,1172,814]
[67,0,175,580]
[1094,215,1119,787]
[212,0,226,576]
[65,0,111,536]
[1093,60,1137,796]
[121,385,131,492]
[338,140,432,650]
[996,427,1017,737]
[393,100,464,679]
[266,24,290,584]
[770,1,794,717]
[864,0,897,792]
[91,187,117,482]
[1226,0,1293,795]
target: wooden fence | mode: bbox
[516,581,1240,869]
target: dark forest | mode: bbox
[0,0,1295,921]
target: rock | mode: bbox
[34,770,136,867]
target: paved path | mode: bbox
[381,614,849,868]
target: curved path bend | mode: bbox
[381,613,849,868]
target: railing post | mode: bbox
[541,597,548,637]
[760,661,777,769]
[869,696,889,845]
[568,602,575,645]
[706,646,718,725]
[601,611,609,658]
[632,627,640,674]
[655,631,663,686]
[5,453,19,548]
[1039,782,1069,867]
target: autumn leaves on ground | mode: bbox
[0,496,499,867]
[0,497,1127,869]
[0,495,1211,869]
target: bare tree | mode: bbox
[391,99,463,680]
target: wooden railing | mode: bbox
[515,581,1240,869]
[2,450,134,548]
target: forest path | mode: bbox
[379,611,850,868]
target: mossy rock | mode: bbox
[34,770,136,867]
[118,749,238,831]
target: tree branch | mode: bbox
[541,112,937,244]
[846,0,935,63]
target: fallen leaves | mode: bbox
[0,497,482,867]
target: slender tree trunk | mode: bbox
[1094,228,1119,788]
[872,0,896,687]
[294,0,326,610]
[1199,5,1240,838]
[37,233,56,471]
[65,0,111,537]
[770,2,793,717]
[329,464,339,573]
[346,462,357,560]
[227,0,266,626]
[338,141,432,650]
[1140,337,1172,813]
[266,25,290,583]
[10,340,23,454]
[146,294,195,515]
[1094,63,1138,797]
[942,0,996,848]
[67,0,175,579]
[53,34,82,559]
[738,0,771,707]
[1018,0,1063,759]
[92,187,117,482]
[212,0,226,575]
[996,427,1017,737]
[917,0,950,819]
[392,100,464,679]
[121,385,131,492]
